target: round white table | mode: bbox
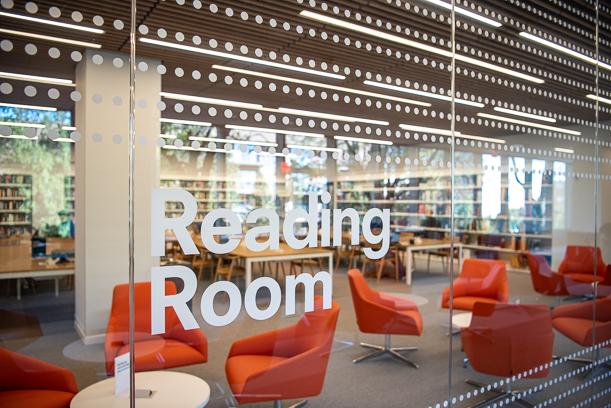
[70,371,210,408]
[451,312,473,329]
[382,292,429,306]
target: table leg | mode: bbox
[245,258,252,287]
[406,249,413,286]
[328,254,333,277]
[55,278,59,297]
[16,277,21,300]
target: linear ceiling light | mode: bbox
[286,144,342,152]
[162,145,232,153]
[520,32,611,72]
[0,28,101,48]
[189,136,277,147]
[586,94,611,105]
[399,124,460,136]
[0,71,74,86]
[226,124,325,138]
[554,147,574,154]
[0,102,57,111]
[459,134,506,143]
[477,113,581,135]
[161,134,178,139]
[160,118,212,127]
[54,137,75,143]
[364,80,484,108]
[423,0,502,27]
[493,107,556,123]
[334,135,393,145]
[0,134,38,140]
[212,65,430,107]
[0,121,45,128]
[62,126,76,131]
[300,11,544,84]
[0,11,104,34]
[278,107,389,126]
[160,92,263,109]
[140,38,344,80]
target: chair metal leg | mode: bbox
[465,379,540,408]
[353,335,418,368]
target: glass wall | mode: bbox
[0,0,609,407]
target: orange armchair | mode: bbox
[105,281,207,375]
[347,269,422,368]
[441,259,508,311]
[0,347,78,408]
[558,245,606,283]
[225,296,339,407]
[551,296,611,378]
[461,302,554,407]
[526,253,593,298]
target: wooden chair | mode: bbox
[362,244,400,284]
[426,235,460,274]
[192,244,216,282]
[335,233,360,271]
[214,255,246,286]
[290,258,324,275]
[399,232,417,268]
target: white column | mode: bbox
[74,49,161,344]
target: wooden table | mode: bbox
[70,371,210,408]
[230,240,334,287]
[396,238,463,285]
[0,238,75,300]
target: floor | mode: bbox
[1,255,610,408]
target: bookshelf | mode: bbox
[64,176,75,214]
[0,174,33,237]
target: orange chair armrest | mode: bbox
[228,325,298,358]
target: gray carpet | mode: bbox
[1,257,610,408]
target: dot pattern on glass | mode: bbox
[92,133,102,143]
[1,39,13,52]
[0,83,12,94]
[24,85,36,97]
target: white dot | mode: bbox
[92,54,104,65]
[156,101,166,111]
[224,109,233,118]
[47,88,59,99]
[137,136,147,146]
[48,47,60,58]
[92,94,102,103]
[255,15,263,24]
[0,40,12,52]
[240,78,248,87]
[138,25,149,34]
[240,45,248,54]
[225,75,233,85]
[70,91,81,101]
[71,11,82,22]
[225,7,234,17]
[113,57,124,68]
[208,142,216,150]
[113,19,124,30]
[225,42,233,51]
[192,105,201,115]
[138,99,147,109]
[209,38,218,48]
[174,139,183,148]
[113,134,122,144]
[92,133,102,143]
[48,6,60,17]
[208,107,217,116]
[269,51,276,60]
[25,2,37,13]
[71,51,82,62]
[254,113,262,121]
[239,111,247,120]
[157,64,166,74]
[156,138,165,147]
[70,131,81,141]
[0,83,13,94]
[1,0,13,9]
[157,28,167,38]
[191,140,201,149]
[209,3,218,13]
[240,11,248,20]
[209,73,217,82]
[175,67,184,77]
[174,103,183,113]
[48,129,59,140]
[191,70,201,80]
[192,35,201,45]
[193,0,202,8]
[25,44,37,55]
[112,97,122,107]
[0,126,11,136]
[24,85,36,97]
[138,61,149,71]
[175,32,184,42]
[92,15,104,26]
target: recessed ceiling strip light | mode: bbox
[0,102,56,111]
[212,65,430,107]
[0,28,101,48]
[423,0,502,27]
[62,126,76,131]
[477,113,581,135]
[54,138,75,143]
[162,145,231,153]
[189,136,278,147]
[334,135,393,145]
[459,134,506,143]
[554,147,574,154]
[226,124,325,138]
[278,107,389,126]
[520,32,611,72]
[300,11,544,84]
[160,92,263,109]
[399,124,460,136]
[286,144,343,152]
[493,107,556,123]
[364,80,484,108]
[0,71,74,86]
[140,38,345,80]
[586,94,611,105]
[160,118,212,126]
[0,121,45,128]
[0,11,104,34]
[161,134,178,139]
[0,134,38,140]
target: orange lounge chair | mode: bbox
[442,259,508,311]
[558,245,606,284]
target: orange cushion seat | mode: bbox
[450,296,501,311]
[116,339,207,372]
[563,272,604,284]
[0,390,76,408]
[226,355,289,397]
[375,293,419,311]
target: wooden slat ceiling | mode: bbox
[0,0,609,145]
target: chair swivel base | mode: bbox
[465,380,540,408]
[554,351,611,381]
[273,399,307,408]
[353,334,419,368]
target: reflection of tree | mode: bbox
[160,124,215,175]
[0,108,72,232]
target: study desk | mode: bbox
[0,239,75,300]
[70,371,210,408]
[396,239,463,285]
[230,241,334,287]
